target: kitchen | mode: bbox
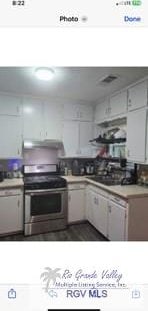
[1,67,148,241]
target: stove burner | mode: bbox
[24,174,67,190]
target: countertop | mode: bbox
[63,175,148,199]
[0,178,24,189]
[1,175,148,199]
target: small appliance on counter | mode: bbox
[72,160,80,176]
[85,162,95,175]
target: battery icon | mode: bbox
[132,0,142,5]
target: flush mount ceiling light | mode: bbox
[34,67,55,81]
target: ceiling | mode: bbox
[0,67,148,105]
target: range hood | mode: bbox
[23,139,64,149]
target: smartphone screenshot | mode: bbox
[0,1,148,310]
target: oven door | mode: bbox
[25,188,67,223]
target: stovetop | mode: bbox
[23,164,67,190]
[24,175,67,190]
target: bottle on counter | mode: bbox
[64,165,68,176]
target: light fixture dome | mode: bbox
[35,67,54,81]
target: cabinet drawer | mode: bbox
[68,183,86,190]
[109,194,128,207]
[0,188,22,197]
[87,185,109,198]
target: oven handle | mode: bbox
[25,188,67,195]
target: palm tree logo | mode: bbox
[40,267,61,292]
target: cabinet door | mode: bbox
[110,91,127,117]
[64,104,80,120]
[0,95,21,116]
[127,108,147,162]
[108,201,126,241]
[94,194,108,237]
[0,115,22,158]
[23,98,43,140]
[95,100,109,123]
[86,189,94,225]
[62,121,79,156]
[79,122,93,156]
[44,103,63,140]
[79,105,93,121]
[0,195,23,234]
[128,80,147,111]
[68,189,85,223]
[64,104,93,121]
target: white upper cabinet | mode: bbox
[63,121,80,157]
[44,103,63,140]
[79,122,93,156]
[0,115,22,158]
[127,108,147,163]
[0,95,21,116]
[62,121,93,157]
[110,90,127,117]
[94,100,109,123]
[64,104,93,121]
[128,80,148,111]
[23,98,43,140]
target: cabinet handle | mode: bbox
[128,99,132,107]
[94,197,97,204]
[18,149,20,155]
[18,200,20,207]
[108,205,111,213]
[127,149,130,157]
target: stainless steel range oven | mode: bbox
[24,164,68,236]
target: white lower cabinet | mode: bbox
[107,198,126,241]
[86,185,127,241]
[86,189,108,237]
[94,193,108,237]
[86,189,94,225]
[0,189,23,235]
[68,183,85,223]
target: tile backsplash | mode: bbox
[0,159,22,172]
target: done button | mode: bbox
[124,16,141,22]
